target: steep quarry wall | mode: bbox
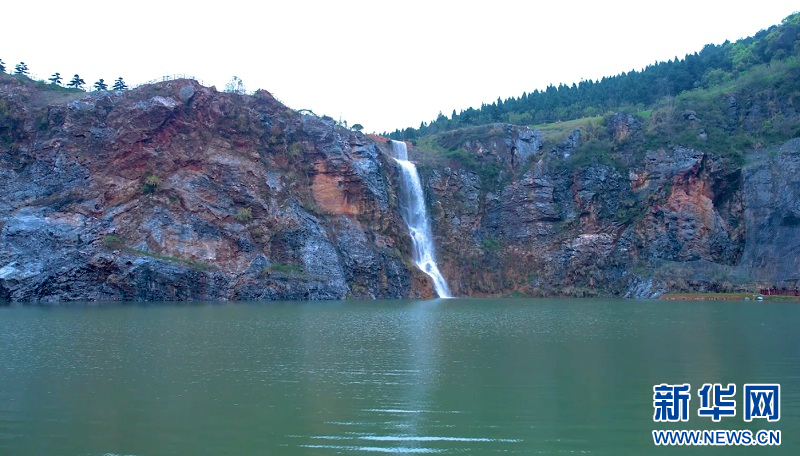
[413,122,799,298]
[0,76,433,302]
[739,139,800,284]
[2,75,799,302]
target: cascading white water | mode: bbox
[390,140,452,298]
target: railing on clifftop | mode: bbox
[132,74,209,89]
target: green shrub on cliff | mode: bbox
[262,263,304,277]
[102,235,212,271]
[442,147,504,191]
[142,174,161,193]
[287,142,304,159]
[480,237,502,254]
[568,139,624,171]
[235,207,252,224]
[0,97,25,147]
[103,235,125,248]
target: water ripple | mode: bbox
[360,436,521,443]
[301,444,444,453]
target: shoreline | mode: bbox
[660,293,800,302]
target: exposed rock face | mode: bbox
[515,127,543,162]
[3,74,799,302]
[0,76,424,302]
[414,120,799,297]
[739,139,800,283]
[633,146,743,265]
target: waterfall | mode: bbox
[390,140,452,298]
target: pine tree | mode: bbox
[112,77,128,91]
[14,62,29,75]
[93,79,108,91]
[68,74,85,90]
[49,72,62,85]
[0,59,6,73]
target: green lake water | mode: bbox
[0,298,797,455]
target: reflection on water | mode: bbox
[0,298,798,455]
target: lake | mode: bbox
[0,298,797,455]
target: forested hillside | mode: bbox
[388,12,800,143]
[376,12,800,298]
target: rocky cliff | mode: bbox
[411,116,800,298]
[2,75,799,302]
[1,75,432,302]
[739,139,800,282]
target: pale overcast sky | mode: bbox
[4,1,798,133]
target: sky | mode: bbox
[4,1,798,133]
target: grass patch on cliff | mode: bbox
[267,263,303,274]
[414,134,508,193]
[480,237,502,254]
[260,262,311,279]
[565,140,627,172]
[433,124,504,150]
[531,116,602,143]
[103,235,126,248]
[614,198,649,225]
[235,207,252,224]
[102,235,214,271]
